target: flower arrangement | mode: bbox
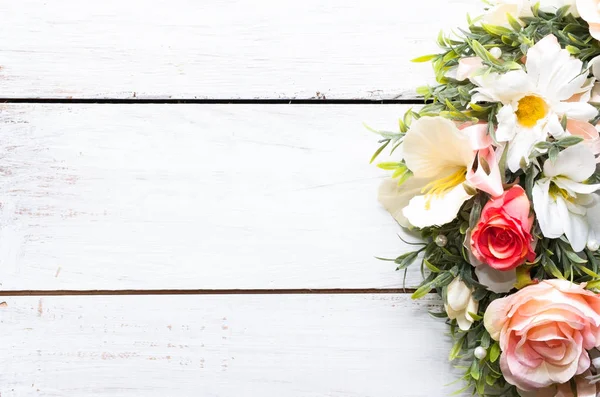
[372,1,600,395]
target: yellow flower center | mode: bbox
[549,182,573,202]
[515,95,547,128]
[421,167,467,210]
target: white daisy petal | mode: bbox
[505,125,546,172]
[546,113,566,139]
[496,105,518,142]
[553,101,598,121]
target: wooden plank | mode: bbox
[0,0,480,100]
[0,294,464,396]
[0,104,427,291]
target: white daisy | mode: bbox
[472,35,597,172]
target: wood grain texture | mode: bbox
[0,0,481,100]
[0,104,428,291]
[0,294,466,396]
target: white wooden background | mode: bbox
[0,0,481,395]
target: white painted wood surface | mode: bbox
[0,0,481,100]
[0,104,427,291]
[0,294,463,397]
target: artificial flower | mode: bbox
[532,144,600,252]
[483,0,532,27]
[455,57,484,82]
[472,35,598,172]
[517,370,599,396]
[445,277,479,331]
[470,186,536,270]
[484,279,600,391]
[378,116,503,228]
[484,0,578,28]
[577,0,600,40]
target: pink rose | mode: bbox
[470,186,536,271]
[485,280,600,391]
[518,370,599,396]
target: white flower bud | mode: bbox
[445,277,479,331]
[593,356,600,369]
[588,239,600,252]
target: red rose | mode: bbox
[470,186,535,271]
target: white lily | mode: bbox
[532,144,600,252]
[472,35,597,172]
[378,116,503,228]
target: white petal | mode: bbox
[542,144,596,181]
[586,195,600,246]
[557,197,589,252]
[447,277,470,312]
[495,104,518,142]
[591,55,600,80]
[553,101,598,121]
[553,177,600,195]
[533,179,565,239]
[402,117,475,178]
[506,126,546,172]
[378,177,430,228]
[403,184,472,228]
[472,70,533,104]
[546,113,567,139]
[465,297,479,323]
[455,311,473,331]
[474,266,517,294]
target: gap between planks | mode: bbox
[0,98,427,104]
[0,288,420,296]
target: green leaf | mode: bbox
[470,360,480,380]
[468,311,483,321]
[449,335,465,361]
[544,256,565,279]
[411,54,438,63]
[369,139,390,164]
[549,145,560,163]
[470,39,502,65]
[395,251,420,270]
[560,114,568,131]
[424,259,441,273]
[506,13,523,31]
[376,162,400,170]
[411,281,435,300]
[565,250,587,264]
[489,342,500,363]
[557,135,584,148]
[481,23,513,36]
[566,45,581,55]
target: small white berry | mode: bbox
[489,47,502,59]
[474,346,487,360]
[435,234,448,247]
[588,239,600,252]
[593,357,600,369]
